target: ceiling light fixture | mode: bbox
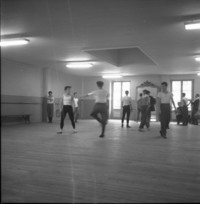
[195,57,200,61]
[102,74,123,79]
[185,20,200,30]
[197,72,200,76]
[0,39,30,47]
[66,62,93,69]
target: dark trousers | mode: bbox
[182,105,188,125]
[121,105,131,125]
[60,105,75,129]
[90,103,108,135]
[176,114,182,124]
[139,105,149,129]
[146,109,151,127]
[160,104,171,134]
[47,104,54,122]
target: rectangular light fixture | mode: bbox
[66,62,93,69]
[185,21,200,30]
[195,57,200,61]
[102,74,122,79]
[197,72,200,76]
[0,39,29,46]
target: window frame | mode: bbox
[170,79,194,111]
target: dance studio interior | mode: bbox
[1,0,200,203]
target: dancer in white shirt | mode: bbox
[121,90,132,128]
[73,92,79,123]
[57,86,76,134]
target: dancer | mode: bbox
[121,90,132,128]
[146,90,156,128]
[136,93,143,122]
[73,92,79,123]
[82,81,109,138]
[138,90,150,132]
[175,102,183,125]
[190,93,200,125]
[181,93,189,126]
[157,82,176,138]
[57,86,76,134]
[47,91,55,123]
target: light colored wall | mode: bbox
[1,58,43,122]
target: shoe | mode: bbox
[57,131,62,134]
[73,129,77,133]
[138,128,144,132]
[99,134,104,138]
[127,125,131,128]
[160,131,167,138]
[121,124,124,127]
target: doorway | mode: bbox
[111,81,131,119]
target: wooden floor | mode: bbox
[1,120,200,203]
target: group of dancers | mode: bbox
[46,81,199,139]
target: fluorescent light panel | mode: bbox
[66,62,93,69]
[102,74,122,79]
[0,39,29,46]
[185,21,200,30]
[197,72,200,76]
[195,57,200,61]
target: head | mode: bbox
[195,93,199,98]
[182,93,186,97]
[96,81,104,89]
[125,90,129,96]
[48,91,52,96]
[73,92,77,97]
[146,90,150,95]
[64,86,71,94]
[139,93,143,97]
[161,82,168,92]
[143,89,148,95]
[178,102,182,107]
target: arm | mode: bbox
[171,97,176,111]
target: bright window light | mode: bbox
[185,22,200,30]
[102,74,123,79]
[0,39,29,46]
[195,57,200,61]
[66,62,93,69]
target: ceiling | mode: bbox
[1,0,200,76]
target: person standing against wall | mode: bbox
[57,86,76,134]
[73,92,79,123]
[157,82,176,138]
[47,91,55,123]
[82,81,109,138]
[121,90,132,128]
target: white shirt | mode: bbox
[181,97,188,106]
[122,96,132,106]
[63,94,73,105]
[88,89,109,103]
[47,96,54,104]
[74,98,79,108]
[157,92,173,104]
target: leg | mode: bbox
[99,104,108,137]
[121,106,126,126]
[60,106,67,130]
[67,106,76,129]
[139,106,147,130]
[126,106,131,127]
[90,104,102,124]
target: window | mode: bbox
[171,80,193,110]
[113,81,131,109]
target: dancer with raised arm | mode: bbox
[82,81,109,138]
